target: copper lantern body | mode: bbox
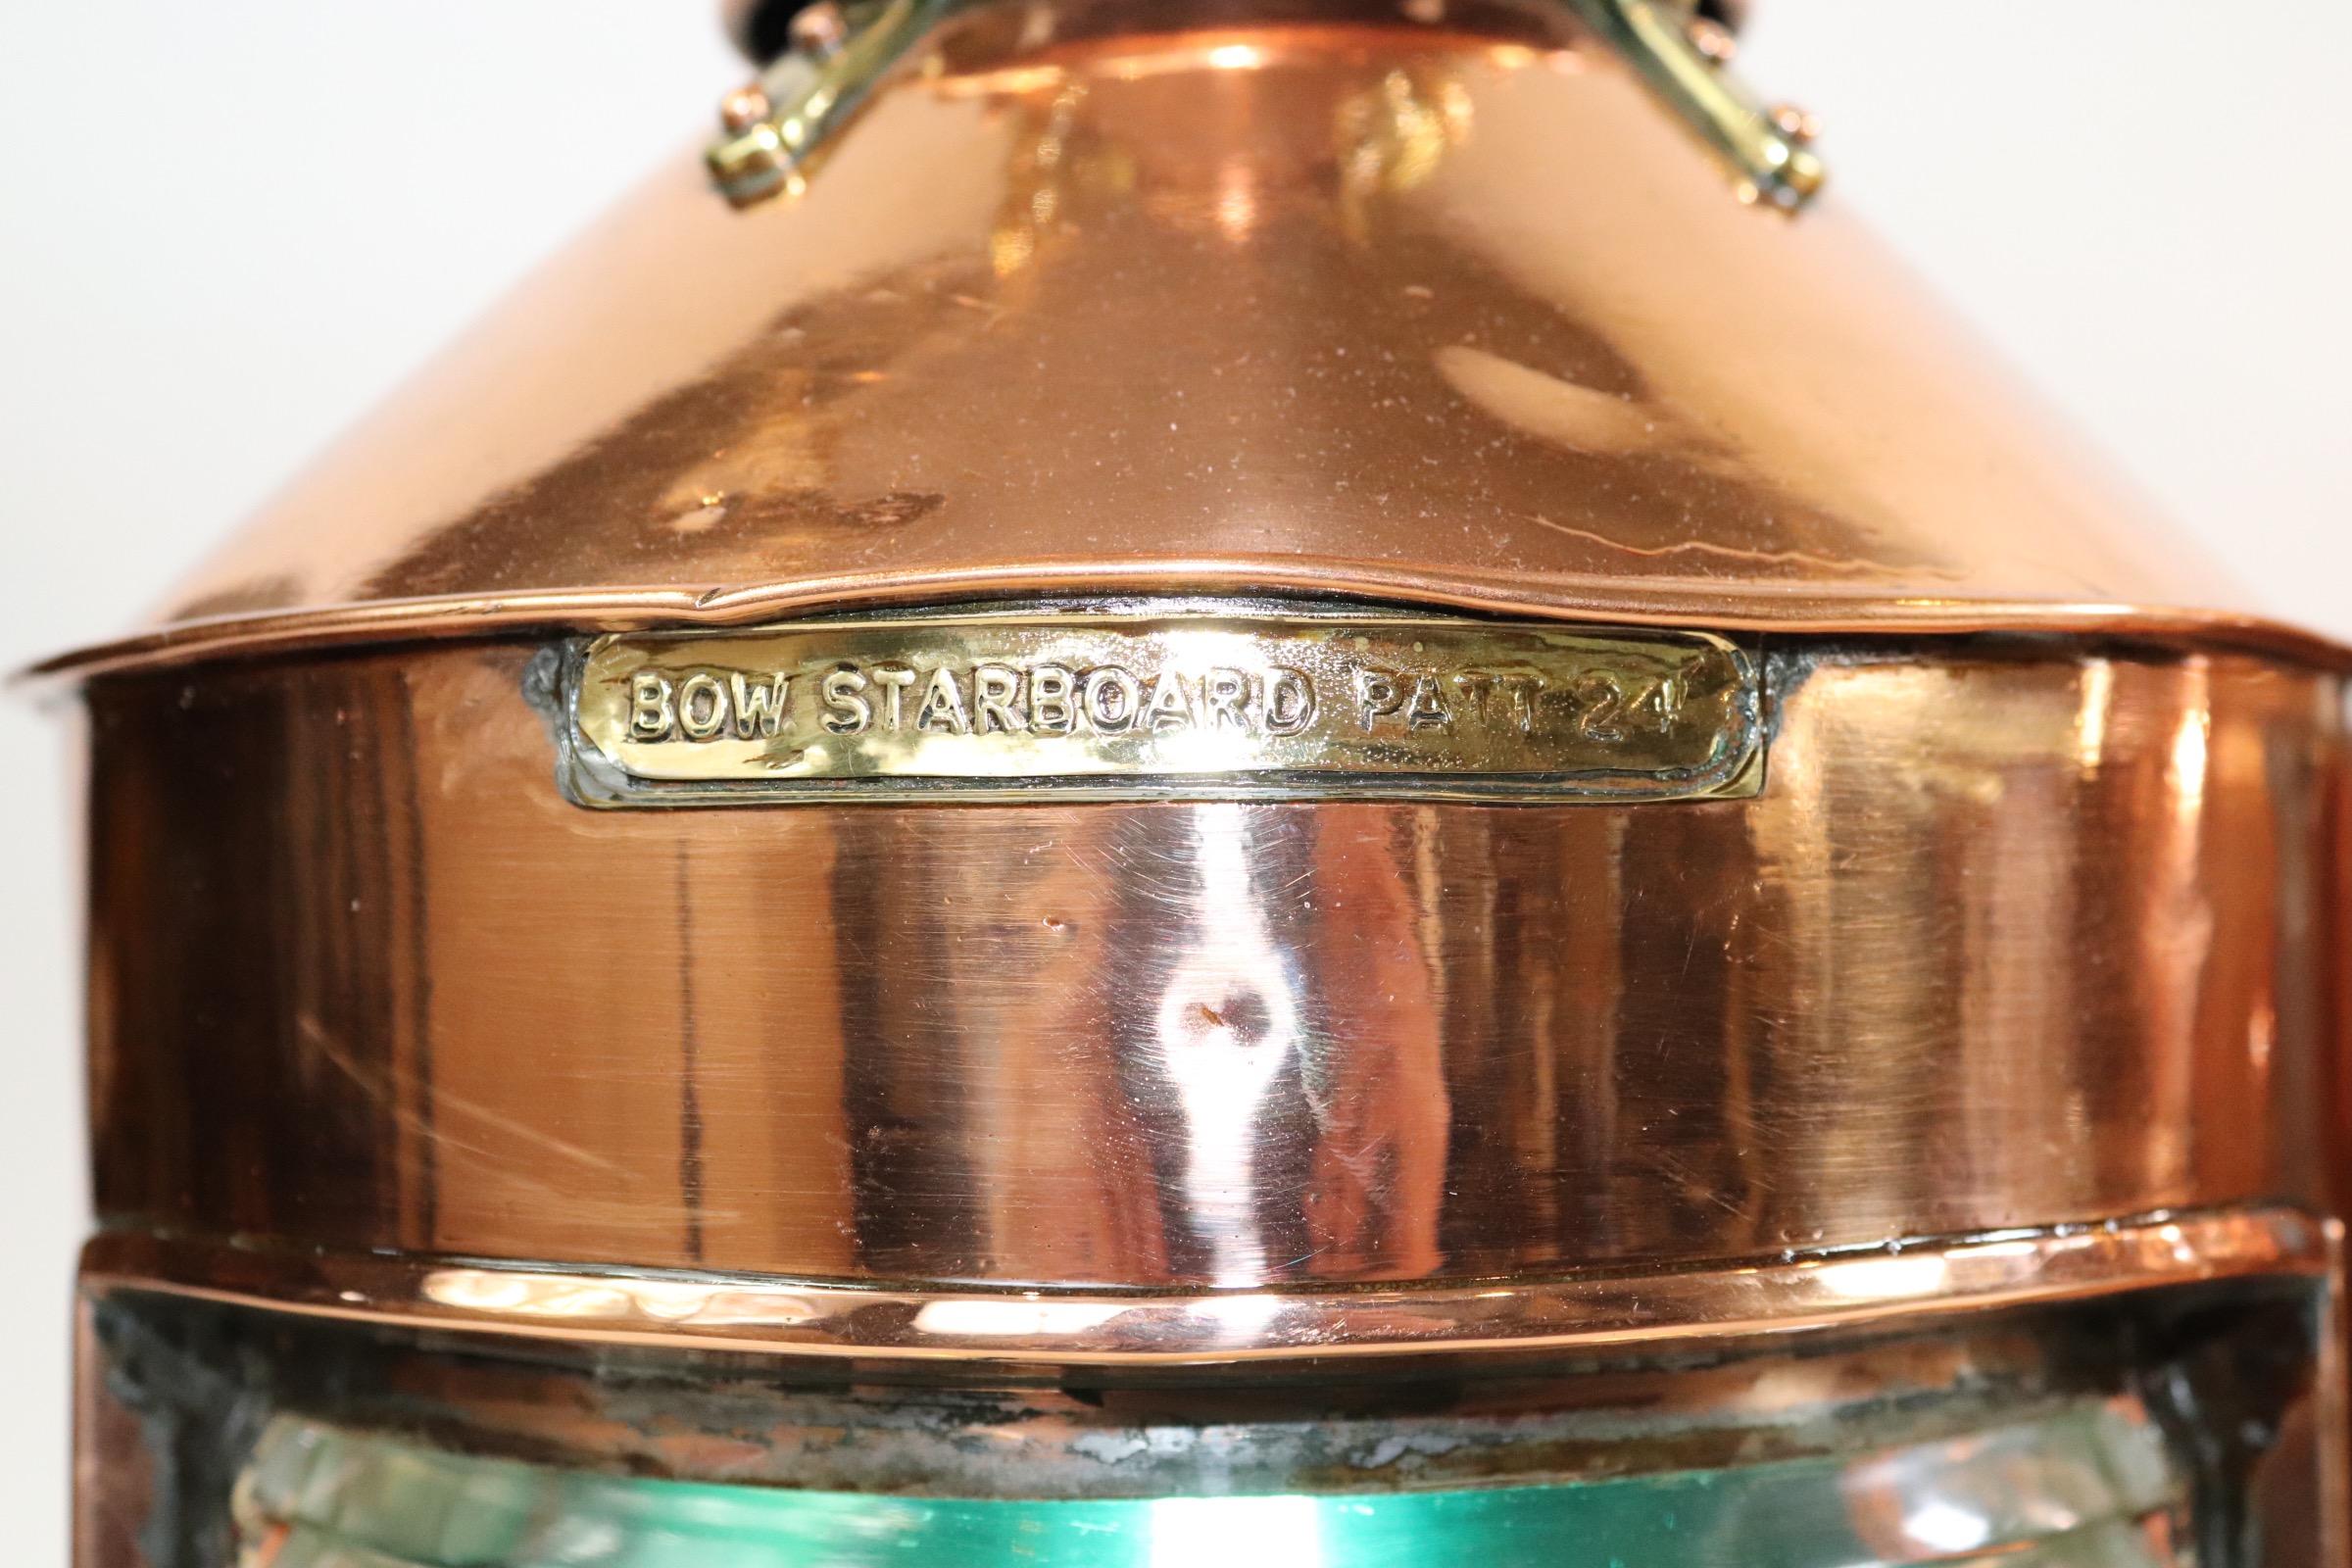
[51,2,2352,1564]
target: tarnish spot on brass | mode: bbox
[562,612,1761,806]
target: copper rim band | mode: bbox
[80,637,2346,1294]
[81,1209,2334,1369]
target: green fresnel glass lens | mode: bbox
[238,1399,2182,1568]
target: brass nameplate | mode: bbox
[564,613,1760,806]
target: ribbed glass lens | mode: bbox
[235,1399,2184,1568]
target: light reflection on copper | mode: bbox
[1213,159,1257,241]
[422,1268,827,1329]
[1815,1253,1952,1301]
[2172,698,2212,816]
[1156,803,1304,1287]
[2075,658,2114,774]
[909,1298,1133,1337]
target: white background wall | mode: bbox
[1,3,2345,1558]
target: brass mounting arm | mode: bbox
[705,0,1822,211]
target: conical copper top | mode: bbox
[39,1,2334,675]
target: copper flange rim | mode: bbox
[82,1208,2332,1371]
[30,566,2352,689]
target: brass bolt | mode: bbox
[719,84,773,133]
[790,1,852,57]
[1685,16,1738,66]
[1770,103,1822,143]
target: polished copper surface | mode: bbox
[83,629,2344,1295]
[79,1210,2333,1368]
[38,6,2340,681]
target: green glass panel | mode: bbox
[235,1397,2186,1568]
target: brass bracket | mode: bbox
[708,0,952,208]
[705,0,1822,211]
[1566,0,1823,210]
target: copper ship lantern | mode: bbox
[46,0,2352,1563]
